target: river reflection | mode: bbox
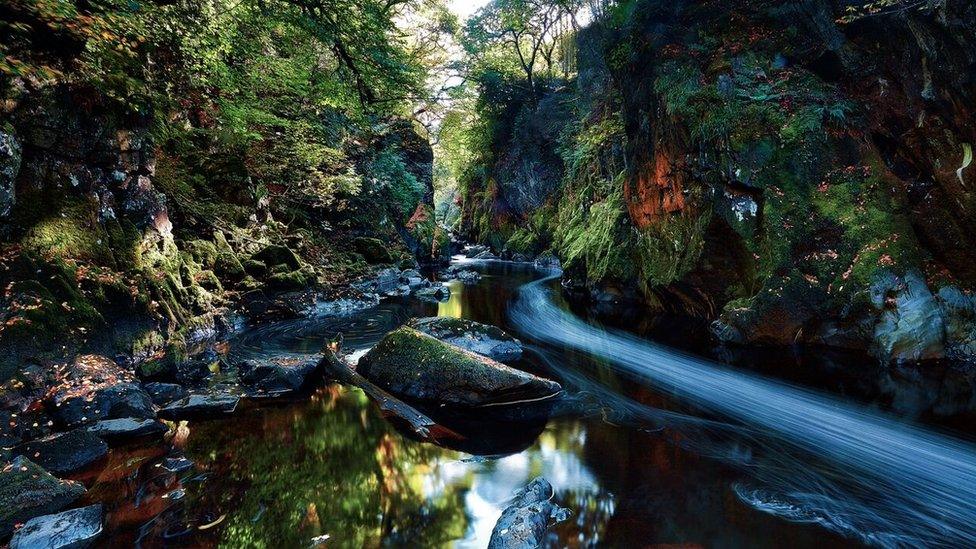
[80,260,976,547]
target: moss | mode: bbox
[0,456,86,537]
[243,259,268,277]
[251,245,303,270]
[185,239,218,268]
[21,198,114,264]
[357,327,558,406]
[266,268,315,291]
[195,269,223,293]
[352,236,393,264]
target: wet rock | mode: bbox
[455,270,482,285]
[238,357,320,396]
[533,253,561,271]
[46,355,155,428]
[488,477,568,549]
[357,327,560,407]
[400,269,428,290]
[464,245,488,258]
[409,317,523,362]
[937,286,976,363]
[158,393,240,420]
[143,382,188,406]
[85,418,168,445]
[174,351,223,386]
[415,284,451,302]
[10,504,103,549]
[12,430,108,475]
[0,129,21,218]
[376,268,407,296]
[473,250,499,260]
[510,252,531,263]
[0,456,86,538]
[871,270,946,362]
[437,264,482,284]
[49,382,156,429]
[157,454,194,474]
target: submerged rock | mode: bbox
[10,504,103,549]
[85,418,168,445]
[356,327,560,407]
[0,456,86,537]
[408,317,523,362]
[12,430,108,475]
[238,357,320,396]
[488,477,568,549]
[158,393,240,420]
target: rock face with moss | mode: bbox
[356,327,561,407]
[457,0,976,365]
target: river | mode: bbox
[84,260,976,547]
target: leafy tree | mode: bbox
[462,0,584,97]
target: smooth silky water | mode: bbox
[80,261,976,547]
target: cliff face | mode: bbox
[0,84,439,379]
[458,0,976,364]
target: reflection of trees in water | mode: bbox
[181,386,470,547]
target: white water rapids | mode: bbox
[510,275,976,547]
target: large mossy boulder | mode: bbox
[408,317,523,362]
[251,244,302,271]
[356,327,560,407]
[0,456,86,538]
[352,237,394,264]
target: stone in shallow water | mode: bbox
[85,418,168,445]
[47,355,155,428]
[488,477,568,549]
[143,382,188,406]
[408,317,523,362]
[158,393,239,420]
[0,456,86,538]
[356,327,560,407]
[414,284,450,302]
[12,430,108,475]
[238,357,319,396]
[10,504,103,549]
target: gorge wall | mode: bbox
[457,0,976,364]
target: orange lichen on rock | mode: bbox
[625,147,687,228]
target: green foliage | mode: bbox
[370,148,424,220]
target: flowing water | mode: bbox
[82,261,976,547]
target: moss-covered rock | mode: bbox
[251,245,302,271]
[352,236,394,264]
[357,327,560,407]
[0,456,86,538]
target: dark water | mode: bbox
[78,261,976,547]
